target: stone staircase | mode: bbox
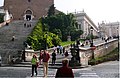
[10,53,72,68]
[0,20,38,64]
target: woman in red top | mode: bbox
[42,50,50,77]
[55,59,74,78]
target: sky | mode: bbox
[54,0,120,25]
[0,0,120,25]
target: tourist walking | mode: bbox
[31,55,38,77]
[52,50,56,65]
[42,50,50,77]
[55,59,74,78]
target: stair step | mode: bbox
[0,20,38,63]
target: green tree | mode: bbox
[0,14,4,23]
[47,4,55,17]
[26,18,61,50]
[42,12,83,41]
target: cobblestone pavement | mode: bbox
[0,61,119,78]
[73,61,119,78]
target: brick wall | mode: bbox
[4,0,54,20]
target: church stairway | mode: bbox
[0,20,38,64]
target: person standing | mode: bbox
[62,47,65,56]
[52,50,56,65]
[59,45,63,54]
[57,46,60,54]
[42,50,50,77]
[24,23,26,27]
[55,59,74,78]
[31,55,38,77]
[11,35,15,41]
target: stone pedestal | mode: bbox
[69,47,81,67]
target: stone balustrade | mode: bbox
[79,39,118,66]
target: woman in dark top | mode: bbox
[52,50,56,65]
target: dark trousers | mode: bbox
[52,59,56,65]
[32,65,37,76]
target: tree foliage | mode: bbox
[42,12,83,41]
[26,18,61,51]
[26,5,83,50]
[47,4,55,17]
[0,14,4,23]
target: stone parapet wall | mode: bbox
[94,39,118,58]
[80,39,118,66]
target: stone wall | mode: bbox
[4,0,54,20]
[80,39,118,66]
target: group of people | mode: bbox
[51,49,69,66]
[24,23,32,28]
[31,50,50,77]
[31,50,74,78]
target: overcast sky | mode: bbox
[54,0,120,25]
[0,0,120,25]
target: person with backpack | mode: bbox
[31,54,38,77]
[42,50,50,77]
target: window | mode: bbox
[26,10,32,14]
[28,0,31,2]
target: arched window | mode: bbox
[25,10,32,14]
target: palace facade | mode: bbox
[4,0,54,20]
[73,11,99,39]
[98,21,119,38]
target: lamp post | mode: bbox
[90,27,94,47]
[90,26,95,59]
[45,32,48,50]
[117,27,119,51]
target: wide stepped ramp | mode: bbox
[0,20,38,64]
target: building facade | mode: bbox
[73,11,99,39]
[98,21,119,38]
[4,0,54,20]
[0,6,11,22]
